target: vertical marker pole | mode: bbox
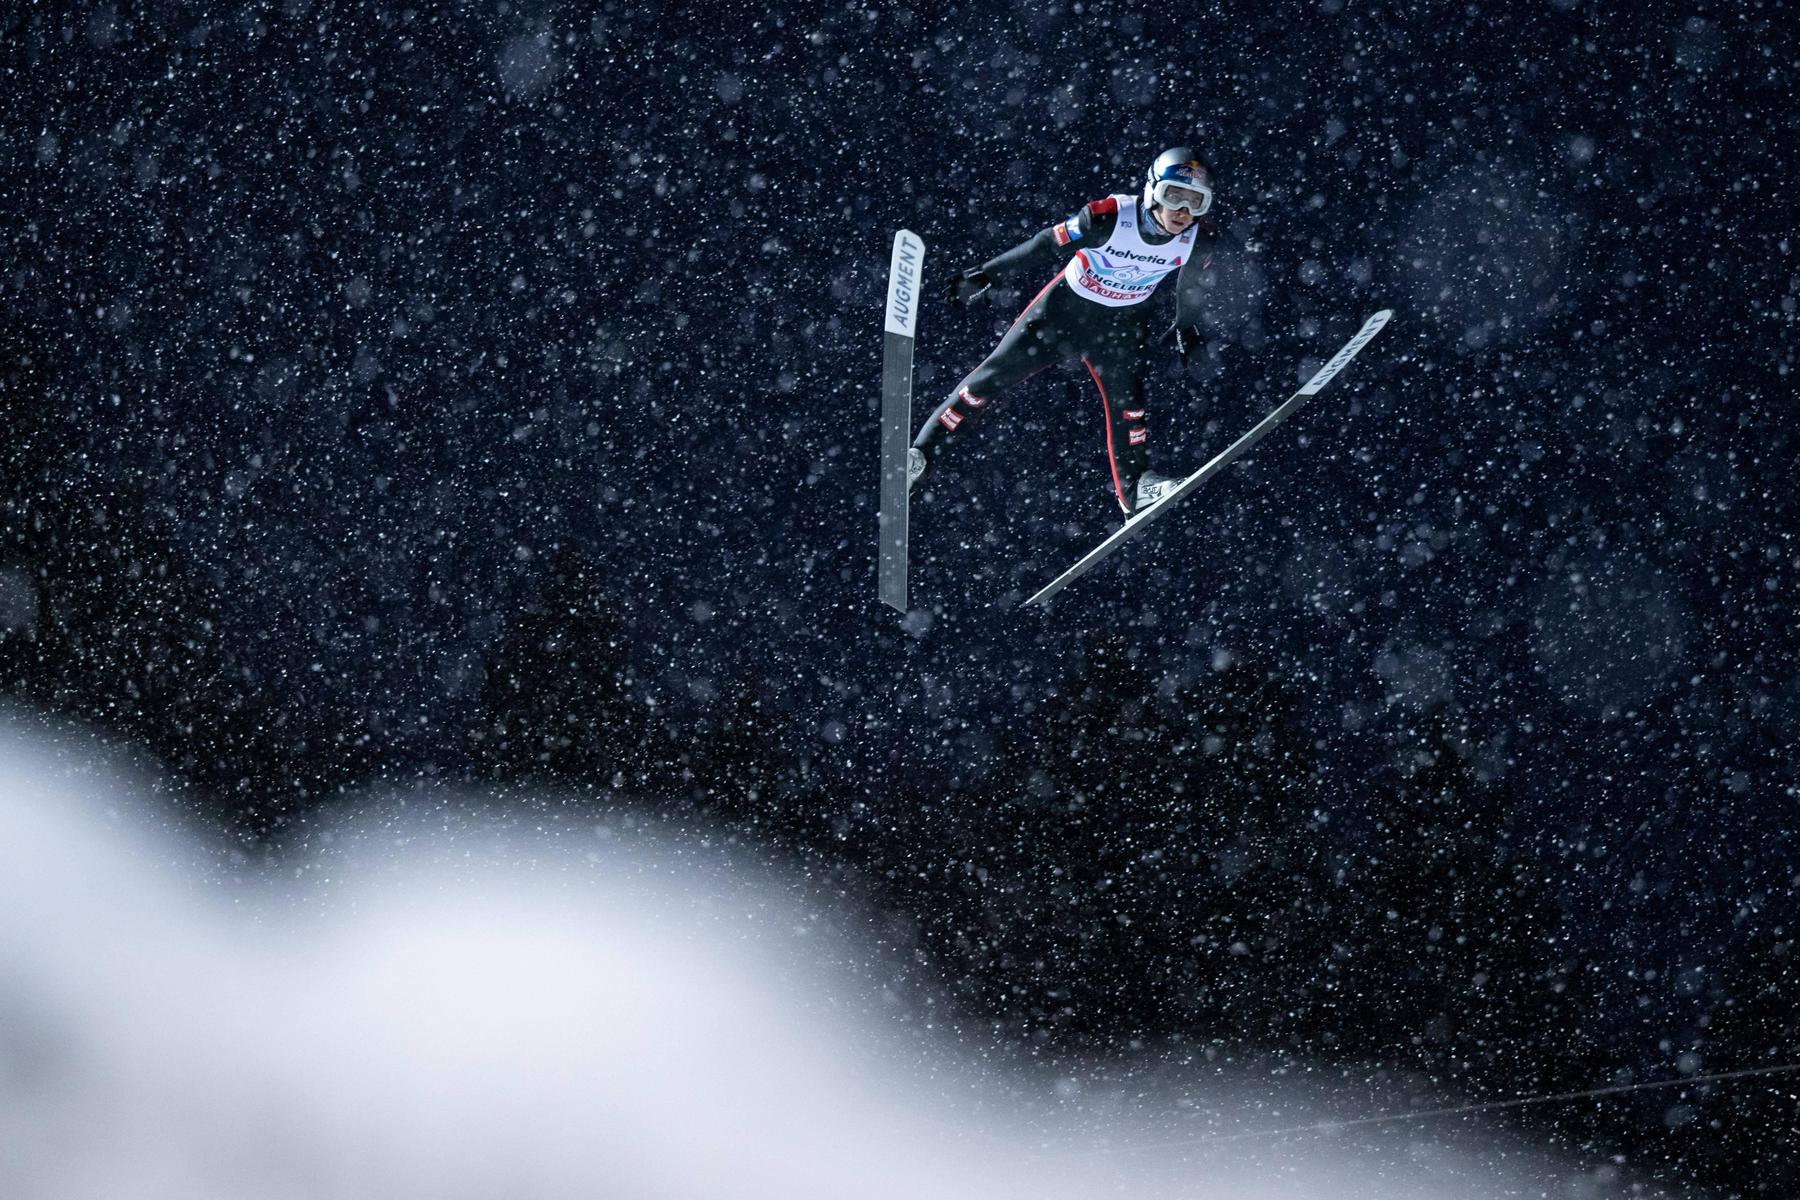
[878,230,924,613]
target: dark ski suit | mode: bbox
[913,195,1215,512]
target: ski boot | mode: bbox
[908,447,927,492]
[1131,470,1181,514]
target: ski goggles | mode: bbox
[1149,178,1213,216]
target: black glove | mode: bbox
[945,267,995,305]
[1164,323,1204,366]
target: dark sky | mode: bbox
[3,1,1796,1192]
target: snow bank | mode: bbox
[0,714,1653,1199]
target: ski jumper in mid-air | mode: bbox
[910,146,1218,516]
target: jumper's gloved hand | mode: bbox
[945,267,995,305]
[1163,323,1204,366]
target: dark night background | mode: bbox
[3,0,1796,1194]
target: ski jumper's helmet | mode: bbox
[1145,147,1214,216]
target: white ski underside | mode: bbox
[878,230,924,613]
[1022,309,1393,608]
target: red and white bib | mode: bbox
[1062,194,1194,308]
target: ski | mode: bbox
[878,229,925,613]
[1022,309,1393,608]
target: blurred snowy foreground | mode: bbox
[0,714,1658,1199]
